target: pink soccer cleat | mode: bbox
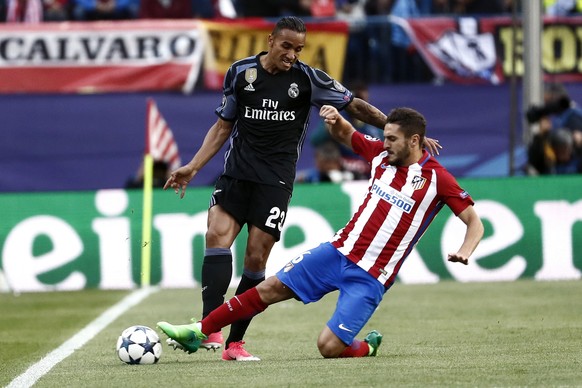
[200,331,224,351]
[221,341,260,361]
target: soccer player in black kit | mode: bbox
[162,16,441,361]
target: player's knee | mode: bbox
[317,328,346,358]
[204,229,220,246]
[205,227,233,247]
[317,339,342,358]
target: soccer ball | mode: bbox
[116,325,162,365]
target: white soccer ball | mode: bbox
[116,325,162,365]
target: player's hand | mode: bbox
[447,253,468,265]
[424,137,442,156]
[163,166,195,199]
[320,105,340,125]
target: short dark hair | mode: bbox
[272,16,307,36]
[386,107,426,140]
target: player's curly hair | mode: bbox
[272,16,307,36]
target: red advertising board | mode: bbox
[0,20,205,93]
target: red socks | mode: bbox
[198,287,370,358]
[338,339,370,358]
[200,287,268,335]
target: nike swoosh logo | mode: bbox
[338,323,353,332]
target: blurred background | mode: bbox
[2,0,582,192]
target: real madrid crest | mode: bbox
[288,83,299,98]
[245,68,257,84]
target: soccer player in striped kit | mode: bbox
[158,104,484,359]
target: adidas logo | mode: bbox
[244,84,255,91]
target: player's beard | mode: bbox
[389,147,410,166]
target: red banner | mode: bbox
[0,20,205,93]
[406,15,582,84]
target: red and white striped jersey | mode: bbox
[331,131,474,287]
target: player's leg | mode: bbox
[199,204,241,349]
[201,276,295,335]
[157,275,296,354]
[222,183,289,360]
[222,226,275,360]
[204,247,328,337]
[318,257,386,358]
[158,243,337,356]
[317,327,382,358]
[317,327,350,357]
[158,202,241,354]
[227,226,275,337]
[200,176,247,350]
[202,204,241,317]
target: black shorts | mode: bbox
[210,176,291,241]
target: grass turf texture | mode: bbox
[1,280,581,387]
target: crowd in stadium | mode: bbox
[0,0,550,24]
[5,0,582,24]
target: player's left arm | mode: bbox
[447,205,484,265]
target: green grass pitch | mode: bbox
[1,280,581,387]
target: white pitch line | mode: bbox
[7,286,159,388]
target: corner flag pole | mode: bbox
[140,98,180,287]
[141,99,155,287]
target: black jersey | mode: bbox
[215,52,353,193]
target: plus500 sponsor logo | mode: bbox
[371,182,415,213]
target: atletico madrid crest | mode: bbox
[411,176,427,190]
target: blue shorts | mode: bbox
[276,242,387,345]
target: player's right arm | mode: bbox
[319,105,355,150]
[164,118,234,198]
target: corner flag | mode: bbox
[146,98,182,171]
[141,98,181,287]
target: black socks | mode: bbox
[201,250,233,318]
[225,271,265,346]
